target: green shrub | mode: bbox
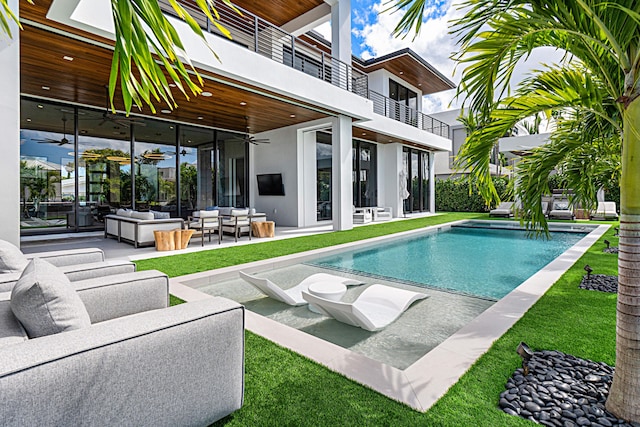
[435,176,510,212]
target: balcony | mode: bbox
[368,91,449,138]
[160,1,448,139]
[160,1,368,96]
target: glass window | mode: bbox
[133,119,177,213]
[20,100,74,232]
[317,132,332,221]
[422,152,430,211]
[179,126,215,216]
[352,140,377,207]
[411,151,420,211]
[217,131,247,207]
[76,107,132,226]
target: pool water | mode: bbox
[309,226,587,299]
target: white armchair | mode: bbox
[373,207,393,221]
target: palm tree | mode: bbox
[390,0,640,421]
[1,0,236,113]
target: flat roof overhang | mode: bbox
[355,49,456,95]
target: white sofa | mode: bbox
[104,209,185,248]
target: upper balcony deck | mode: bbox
[161,1,449,139]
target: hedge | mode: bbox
[435,177,510,212]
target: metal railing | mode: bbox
[160,1,447,138]
[368,90,449,137]
[160,1,368,95]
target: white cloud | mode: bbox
[314,21,331,41]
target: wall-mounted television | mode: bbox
[256,173,285,196]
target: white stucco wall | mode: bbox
[249,126,300,227]
[0,0,21,246]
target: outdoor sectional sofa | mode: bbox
[104,209,185,248]
[0,262,245,425]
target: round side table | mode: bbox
[307,281,347,314]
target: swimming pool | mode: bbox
[309,223,591,299]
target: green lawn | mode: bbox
[145,214,618,426]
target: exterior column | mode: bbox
[332,115,353,230]
[0,0,21,246]
[330,0,351,90]
[429,152,436,213]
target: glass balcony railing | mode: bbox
[161,1,448,138]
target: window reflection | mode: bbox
[19,97,250,235]
[134,120,177,213]
[20,100,74,232]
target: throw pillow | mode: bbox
[10,258,91,338]
[0,239,29,274]
[554,202,569,211]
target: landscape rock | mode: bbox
[579,275,618,293]
[499,349,633,426]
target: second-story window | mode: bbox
[389,79,418,125]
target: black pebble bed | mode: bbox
[500,350,639,426]
[579,275,618,293]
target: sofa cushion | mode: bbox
[10,258,91,338]
[0,239,29,274]
[131,211,154,220]
[230,209,249,216]
[150,210,170,219]
[116,208,132,217]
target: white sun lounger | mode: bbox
[239,271,364,306]
[302,284,428,331]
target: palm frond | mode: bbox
[110,0,235,114]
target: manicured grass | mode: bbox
[136,212,482,276]
[163,216,618,426]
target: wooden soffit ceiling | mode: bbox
[19,23,328,134]
[231,0,325,27]
[355,52,456,95]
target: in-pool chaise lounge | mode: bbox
[239,271,364,306]
[302,284,428,331]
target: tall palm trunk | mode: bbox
[606,97,640,422]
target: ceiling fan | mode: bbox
[35,116,71,146]
[229,116,270,145]
[95,86,146,128]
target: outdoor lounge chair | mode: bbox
[489,202,514,218]
[0,240,135,292]
[239,271,364,306]
[590,201,619,220]
[0,259,244,426]
[548,199,575,220]
[302,284,428,331]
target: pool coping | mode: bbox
[169,220,610,412]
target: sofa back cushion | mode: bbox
[230,209,249,217]
[0,239,28,274]
[116,208,132,217]
[10,258,91,338]
[131,211,155,220]
[150,210,170,219]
